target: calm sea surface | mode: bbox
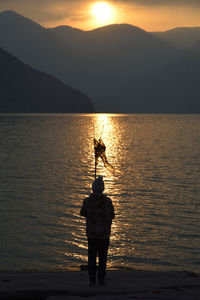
[0,114,199,273]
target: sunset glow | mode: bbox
[91,2,115,27]
[1,1,200,31]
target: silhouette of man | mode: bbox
[80,176,115,285]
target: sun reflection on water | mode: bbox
[93,114,121,180]
[92,114,123,255]
[94,114,114,148]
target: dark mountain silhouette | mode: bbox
[189,39,200,54]
[49,25,84,43]
[50,23,183,112]
[0,10,77,84]
[50,23,179,72]
[55,24,200,113]
[152,27,200,50]
[0,11,181,112]
[0,47,94,113]
[131,43,200,113]
[1,10,199,113]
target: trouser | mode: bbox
[88,237,110,280]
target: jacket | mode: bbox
[80,193,115,239]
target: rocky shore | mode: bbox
[0,270,199,300]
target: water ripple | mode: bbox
[0,114,200,273]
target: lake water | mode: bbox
[0,114,200,273]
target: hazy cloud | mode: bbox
[0,0,200,30]
[0,0,89,25]
[1,0,200,14]
[1,0,200,7]
[113,0,200,6]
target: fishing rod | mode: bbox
[93,123,104,179]
[93,125,113,179]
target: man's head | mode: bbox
[92,176,104,194]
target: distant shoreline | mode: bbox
[1,112,200,116]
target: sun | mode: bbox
[91,2,114,26]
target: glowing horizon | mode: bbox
[0,1,200,32]
[90,2,115,27]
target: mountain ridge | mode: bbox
[2,9,200,43]
[152,26,200,49]
[0,10,200,113]
[0,46,94,113]
[0,10,181,112]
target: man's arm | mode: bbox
[106,198,115,220]
[80,198,88,217]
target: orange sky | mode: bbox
[0,0,200,31]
